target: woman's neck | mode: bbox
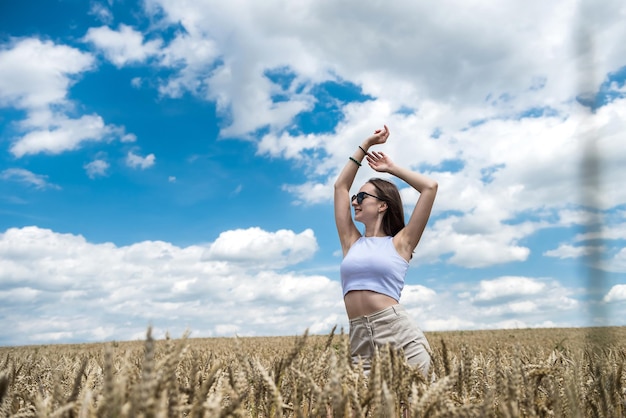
[363,217,386,237]
[363,226,386,237]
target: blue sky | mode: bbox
[1,0,625,346]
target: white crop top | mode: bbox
[340,236,409,301]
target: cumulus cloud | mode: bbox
[156,33,221,98]
[574,216,626,241]
[10,113,117,157]
[603,247,626,273]
[0,226,340,345]
[126,151,155,169]
[84,159,110,178]
[202,227,318,268]
[403,273,587,332]
[473,276,546,303]
[401,284,437,305]
[0,38,136,157]
[1,225,620,345]
[604,284,626,302]
[0,38,94,109]
[83,24,163,67]
[432,276,586,330]
[140,0,626,133]
[544,244,605,259]
[141,1,328,136]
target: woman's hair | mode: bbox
[368,178,405,236]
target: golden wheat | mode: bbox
[0,326,624,417]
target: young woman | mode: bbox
[334,125,438,377]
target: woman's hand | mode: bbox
[366,150,395,173]
[365,125,390,147]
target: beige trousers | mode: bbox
[349,304,431,376]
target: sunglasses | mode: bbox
[351,191,385,204]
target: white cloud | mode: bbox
[88,2,114,25]
[473,276,546,302]
[0,168,60,190]
[604,284,626,302]
[0,38,136,157]
[404,274,585,332]
[0,38,94,109]
[422,316,475,332]
[126,151,155,169]
[121,133,137,142]
[84,159,110,178]
[574,218,626,242]
[141,1,328,137]
[474,281,579,318]
[422,276,585,330]
[140,0,626,134]
[548,213,626,272]
[282,180,334,205]
[11,113,114,157]
[508,300,539,314]
[544,244,605,259]
[131,77,142,88]
[156,33,221,98]
[0,226,619,345]
[602,247,626,273]
[202,227,318,268]
[83,24,162,67]
[0,226,340,345]
[401,284,437,305]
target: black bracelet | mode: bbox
[358,145,367,154]
[349,157,362,167]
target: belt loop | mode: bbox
[392,305,398,315]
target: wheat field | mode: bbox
[1,326,624,417]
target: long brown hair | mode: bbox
[368,178,405,236]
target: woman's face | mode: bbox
[352,183,385,222]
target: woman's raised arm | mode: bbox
[366,149,437,261]
[334,125,390,255]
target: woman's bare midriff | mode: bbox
[344,290,399,319]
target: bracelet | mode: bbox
[349,157,362,167]
[358,145,367,154]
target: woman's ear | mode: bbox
[378,201,388,213]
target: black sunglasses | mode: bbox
[351,191,385,204]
